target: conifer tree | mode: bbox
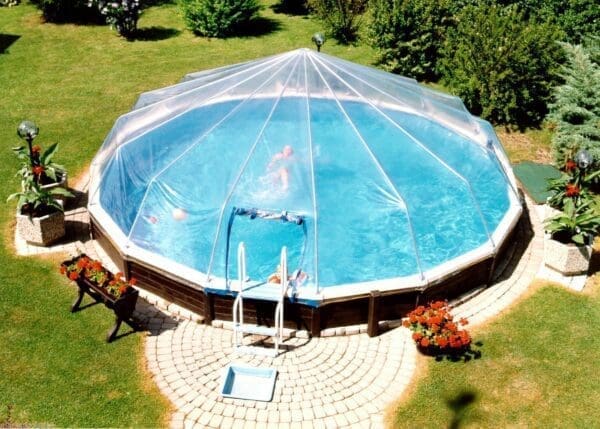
[548,40,600,169]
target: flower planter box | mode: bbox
[544,235,592,275]
[63,255,139,342]
[17,209,65,246]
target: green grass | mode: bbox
[0,2,375,426]
[391,283,600,428]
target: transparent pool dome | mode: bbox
[88,49,522,302]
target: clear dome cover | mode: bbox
[88,49,521,303]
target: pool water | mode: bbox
[99,97,511,289]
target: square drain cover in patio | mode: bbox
[220,364,277,402]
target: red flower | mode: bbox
[402,320,410,328]
[76,258,88,270]
[437,337,448,348]
[459,317,469,326]
[129,277,137,286]
[412,332,423,341]
[420,337,430,347]
[430,301,445,310]
[565,160,577,172]
[91,261,103,272]
[409,314,418,324]
[32,145,42,154]
[414,306,425,316]
[565,183,580,197]
[69,271,79,281]
[115,272,124,280]
[59,265,67,275]
[32,166,44,176]
[119,285,129,295]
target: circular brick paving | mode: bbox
[144,318,416,429]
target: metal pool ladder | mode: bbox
[232,242,287,357]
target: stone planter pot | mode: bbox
[16,209,65,246]
[544,234,592,275]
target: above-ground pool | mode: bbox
[88,49,522,307]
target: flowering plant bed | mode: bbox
[61,254,139,342]
[403,301,471,356]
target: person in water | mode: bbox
[268,145,294,191]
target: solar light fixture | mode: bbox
[312,33,325,52]
[575,149,593,170]
[17,120,39,167]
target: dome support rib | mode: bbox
[313,54,496,250]
[302,53,320,294]
[307,54,426,282]
[206,56,302,283]
[126,55,297,244]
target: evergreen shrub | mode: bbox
[440,4,564,126]
[180,0,261,38]
[308,0,367,44]
[547,41,600,169]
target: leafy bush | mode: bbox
[440,4,563,126]
[547,41,600,169]
[368,0,461,80]
[94,0,141,38]
[308,0,367,44]
[495,0,600,44]
[30,0,102,23]
[180,0,261,38]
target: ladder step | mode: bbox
[235,345,279,357]
[235,324,278,337]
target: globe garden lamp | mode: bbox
[17,120,39,167]
[312,33,325,52]
[575,149,593,170]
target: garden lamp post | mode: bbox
[17,120,39,168]
[312,33,325,52]
[575,149,593,170]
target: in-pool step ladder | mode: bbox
[232,242,287,357]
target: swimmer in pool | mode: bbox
[268,145,294,191]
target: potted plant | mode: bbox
[8,176,72,245]
[8,121,73,246]
[544,199,600,275]
[61,254,139,342]
[403,301,471,356]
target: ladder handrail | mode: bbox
[232,242,288,356]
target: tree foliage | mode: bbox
[180,0,261,38]
[368,0,460,80]
[308,0,367,44]
[495,0,600,44]
[440,4,564,126]
[547,40,600,169]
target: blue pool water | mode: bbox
[99,97,511,289]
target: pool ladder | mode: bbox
[232,242,287,357]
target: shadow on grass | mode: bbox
[236,16,282,38]
[128,26,181,41]
[446,390,478,429]
[433,342,484,363]
[271,0,309,16]
[0,34,20,54]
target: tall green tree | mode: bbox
[440,4,564,126]
[368,0,460,80]
[547,40,600,169]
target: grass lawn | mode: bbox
[389,281,600,428]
